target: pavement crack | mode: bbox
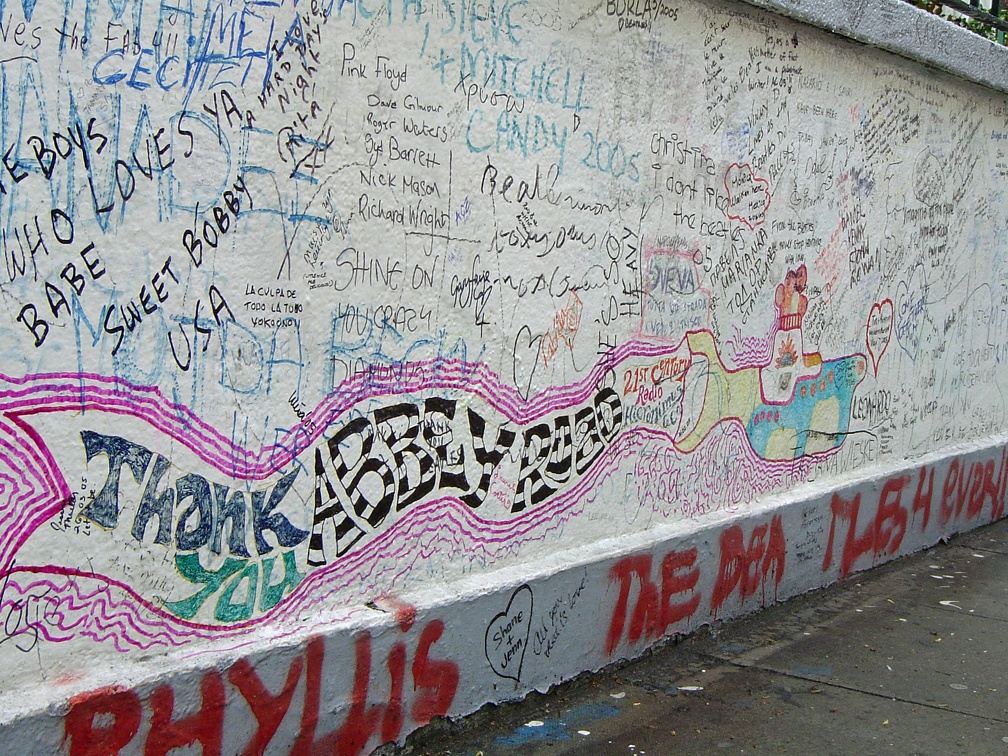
[696,651,1008,724]
[936,606,1008,624]
[954,543,1008,558]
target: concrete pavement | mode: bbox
[389,518,1008,755]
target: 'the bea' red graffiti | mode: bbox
[605,548,700,655]
[709,514,785,618]
[606,514,786,655]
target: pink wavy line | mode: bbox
[0,427,643,649]
[0,342,677,553]
[0,337,806,652]
[2,420,829,651]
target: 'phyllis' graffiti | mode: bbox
[309,387,624,565]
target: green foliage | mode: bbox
[907,0,1006,43]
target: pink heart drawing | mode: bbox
[866,299,894,376]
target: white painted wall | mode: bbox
[1,0,1007,751]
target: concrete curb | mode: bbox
[9,438,1006,754]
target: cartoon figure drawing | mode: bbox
[762,265,821,404]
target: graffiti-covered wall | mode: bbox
[1,0,1007,751]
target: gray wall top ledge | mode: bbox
[739,0,1008,94]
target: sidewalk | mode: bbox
[390,518,1008,755]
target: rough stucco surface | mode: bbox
[742,0,1008,94]
[1,0,1007,752]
